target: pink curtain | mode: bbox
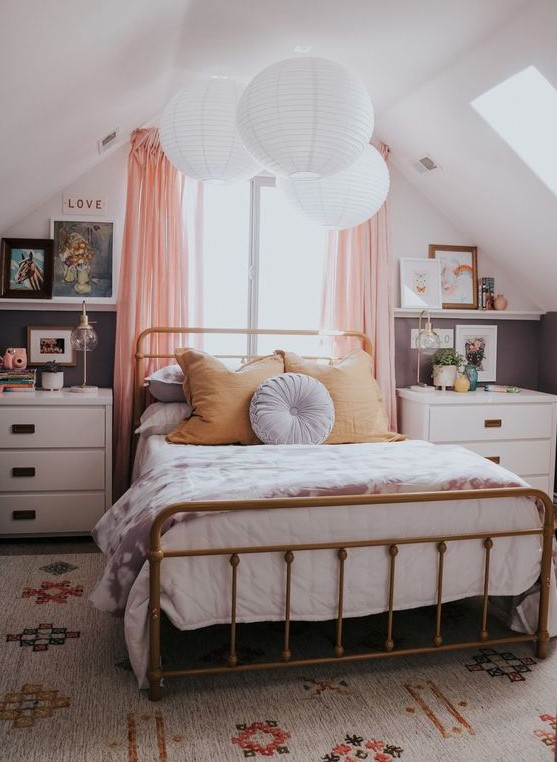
[320,143,397,429]
[112,128,203,500]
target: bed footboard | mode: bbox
[146,487,554,701]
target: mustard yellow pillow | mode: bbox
[166,349,284,445]
[280,349,401,444]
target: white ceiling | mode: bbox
[2,0,556,308]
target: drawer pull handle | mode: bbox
[11,424,35,434]
[12,467,36,477]
[486,456,500,464]
[12,510,36,521]
[484,419,502,428]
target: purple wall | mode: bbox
[0,310,116,389]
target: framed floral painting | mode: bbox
[50,219,114,302]
[455,324,497,382]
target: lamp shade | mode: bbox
[236,56,374,178]
[159,77,261,184]
[277,144,390,230]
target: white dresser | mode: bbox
[396,387,557,498]
[0,388,112,536]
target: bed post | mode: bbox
[147,545,164,701]
[536,490,554,659]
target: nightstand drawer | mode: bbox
[459,440,552,478]
[0,492,105,535]
[0,406,105,448]
[429,404,551,442]
[0,449,105,492]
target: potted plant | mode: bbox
[431,348,464,390]
[41,361,64,391]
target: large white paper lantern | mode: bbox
[159,77,261,184]
[277,144,390,230]
[236,57,374,178]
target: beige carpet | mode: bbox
[0,553,555,761]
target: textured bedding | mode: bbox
[90,439,557,687]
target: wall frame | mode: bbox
[428,244,478,309]
[50,219,114,303]
[399,257,442,309]
[27,326,76,366]
[0,238,53,299]
[455,324,497,382]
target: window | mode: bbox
[471,66,557,197]
[202,176,328,356]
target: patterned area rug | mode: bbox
[0,553,555,761]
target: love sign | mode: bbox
[62,193,107,215]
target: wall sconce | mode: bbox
[410,309,440,392]
[70,301,98,393]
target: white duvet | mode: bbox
[90,439,557,687]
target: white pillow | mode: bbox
[145,364,186,402]
[135,401,192,437]
[249,373,335,445]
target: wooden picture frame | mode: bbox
[428,244,478,309]
[455,324,498,382]
[0,238,53,299]
[27,326,77,366]
[399,257,442,309]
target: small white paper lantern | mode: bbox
[277,144,390,230]
[159,77,261,184]
[236,57,374,178]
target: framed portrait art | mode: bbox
[0,238,53,299]
[455,324,497,382]
[399,257,442,309]
[27,326,76,367]
[428,244,478,309]
[50,219,114,302]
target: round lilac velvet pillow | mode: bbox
[249,372,335,445]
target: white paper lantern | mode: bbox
[277,144,390,230]
[236,57,374,178]
[159,78,261,184]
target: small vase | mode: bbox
[42,371,64,391]
[465,364,478,391]
[494,294,508,311]
[433,365,457,390]
[454,373,471,393]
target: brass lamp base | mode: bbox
[70,385,98,394]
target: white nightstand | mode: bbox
[397,387,557,498]
[0,388,113,536]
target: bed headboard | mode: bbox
[132,326,373,462]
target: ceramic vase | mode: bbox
[42,371,64,391]
[465,364,478,391]
[433,364,457,390]
[494,294,508,310]
[454,373,471,393]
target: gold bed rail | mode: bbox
[146,486,554,701]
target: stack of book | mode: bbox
[0,368,36,392]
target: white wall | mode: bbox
[4,142,535,312]
[388,163,535,310]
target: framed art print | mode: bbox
[27,325,76,366]
[50,219,114,302]
[0,238,53,299]
[455,324,497,382]
[428,244,478,309]
[399,257,442,309]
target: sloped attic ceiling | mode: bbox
[1,0,556,308]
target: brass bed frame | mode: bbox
[132,327,554,701]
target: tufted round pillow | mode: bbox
[249,373,335,445]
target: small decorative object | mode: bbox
[431,348,464,391]
[41,361,64,391]
[410,310,441,392]
[465,363,479,391]
[493,294,508,311]
[454,373,471,393]
[2,347,27,369]
[70,301,98,393]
